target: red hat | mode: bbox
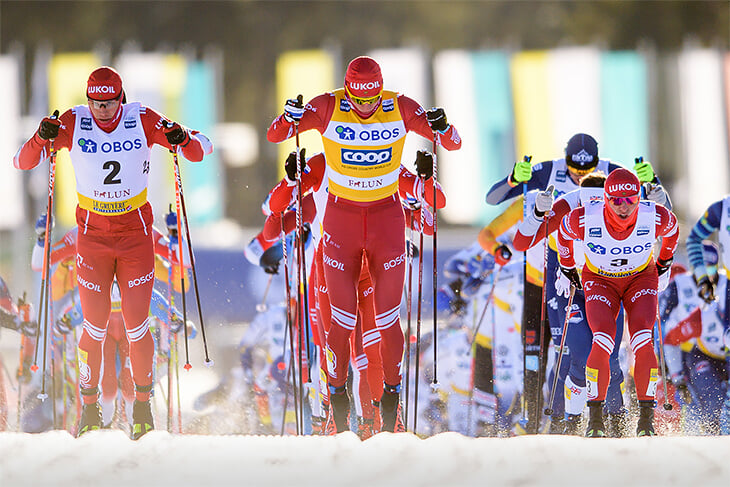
[344,56,383,98]
[87,66,123,101]
[604,168,640,198]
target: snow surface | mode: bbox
[1,430,730,487]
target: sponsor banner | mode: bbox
[600,51,649,167]
[472,51,515,224]
[549,47,602,156]
[275,50,334,179]
[510,51,554,164]
[368,48,431,173]
[678,48,730,218]
[433,50,481,224]
[49,53,101,226]
[0,56,23,229]
[180,60,222,225]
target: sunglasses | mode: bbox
[346,86,381,105]
[87,95,121,109]
[568,166,594,177]
[608,195,639,205]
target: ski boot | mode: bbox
[131,399,154,440]
[357,417,375,440]
[548,417,565,435]
[371,400,382,433]
[636,400,656,437]
[563,413,582,436]
[606,409,629,438]
[77,402,102,437]
[380,384,402,433]
[585,401,606,438]
[311,416,325,436]
[325,386,350,434]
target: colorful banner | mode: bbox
[600,51,649,166]
[0,55,24,229]
[275,50,334,178]
[48,53,101,227]
[678,48,730,218]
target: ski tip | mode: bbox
[184,363,192,371]
[37,393,48,401]
[204,359,215,368]
[30,364,39,372]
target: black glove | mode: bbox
[260,244,283,275]
[0,307,18,331]
[656,257,673,276]
[448,279,467,316]
[426,107,449,133]
[38,110,60,140]
[285,148,306,182]
[414,150,434,180]
[560,265,583,291]
[671,373,692,405]
[494,244,512,266]
[696,275,716,303]
[164,121,190,146]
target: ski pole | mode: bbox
[166,230,175,432]
[413,177,427,434]
[280,216,300,434]
[518,155,532,426]
[431,140,439,391]
[544,285,575,416]
[655,297,673,411]
[404,212,414,430]
[256,274,274,312]
[168,135,213,368]
[469,265,502,346]
[536,213,551,420]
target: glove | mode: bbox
[656,257,672,292]
[510,158,532,183]
[35,214,48,245]
[426,108,449,133]
[644,183,669,206]
[37,110,60,140]
[415,150,434,180]
[0,307,19,331]
[285,148,306,182]
[696,275,716,303]
[260,243,283,275]
[54,315,73,335]
[170,315,184,334]
[556,265,582,298]
[670,372,692,405]
[20,319,38,337]
[262,261,280,275]
[633,158,655,183]
[494,244,512,266]
[534,184,555,217]
[163,121,190,146]
[283,95,304,123]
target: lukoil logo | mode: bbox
[78,138,97,153]
[341,148,392,166]
[349,81,380,91]
[607,183,638,194]
[88,85,117,95]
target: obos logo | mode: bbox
[588,227,602,238]
[341,148,392,166]
[335,125,356,140]
[80,117,92,130]
[587,242,606,255]
[78,138,97,153]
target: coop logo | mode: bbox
[382,98,394,112]
[588,227,602,238]
[128,270,154,288]
[335,125,356,140]
[124,117,137,129]
[555,170,568,183]
[636,226,650,236]
[341,148,392,166]
[586,242,606,255]
[78,138,97,153]
[339,99,352,112]
[80,117,92,130]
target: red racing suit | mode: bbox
[267,86,459,393]
[16,103,210,403]
[557,200,679,402]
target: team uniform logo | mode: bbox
[80,118,92,130]
[335,125,356,140]
[78,138,97,153]
[341,148,392,166]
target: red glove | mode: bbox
[665,307,702,345]
[494,244,512,266]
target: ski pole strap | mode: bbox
[135,383,154,394]
[80,386,99,397]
